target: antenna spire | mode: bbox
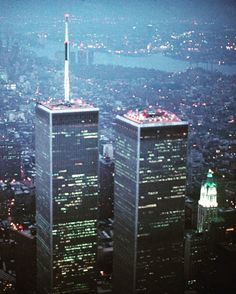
[64,13,70,102]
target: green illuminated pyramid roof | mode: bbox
[203,170,217,188]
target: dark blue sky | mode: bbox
[1,0,236,24]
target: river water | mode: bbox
[94,52,236,75]
[31,42,236,76]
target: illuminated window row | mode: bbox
[138,204,157,209]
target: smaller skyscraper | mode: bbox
[197,170,218,232]
[99,155,114,220]
[0,133,21,181]
[184,230,210,291]
[77,48,87,66]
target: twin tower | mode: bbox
[35,101,188,294]
[35,14,188,294]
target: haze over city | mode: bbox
[0,1,236,293]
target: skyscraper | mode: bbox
[36,14,99,293]
[35,100,99,294]
[197,170,218,232]
[113,108,188,294]
[184,231,208,291]
[99,154,114,220]
[0,134,21,181]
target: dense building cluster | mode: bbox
[0,4,236,294]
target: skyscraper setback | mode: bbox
[35,100,99,293]
[113,108,188,293]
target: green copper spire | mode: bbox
[207,170,213,178]
[204,169,216,188]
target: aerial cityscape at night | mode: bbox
[0,0,236,293]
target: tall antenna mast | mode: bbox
[64,13,70,102]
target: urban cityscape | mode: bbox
[0,0,236,293]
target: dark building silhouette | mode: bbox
[202,210,236,293]
[77,49,87,66]
[0,137,21,181]
[99,156,114,220]
[77,49,94,67]
[184,231,209,291]
[0,223,16,293]
[87,50,94,66]
[184,173,236,293]
[11,228,36,294]
[185,198,198,230]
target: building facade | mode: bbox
[99,156,114,220]
[0,136,21,181]
[184,231,208,291]
[13,228,37,294]
[113,108,188,293]
[35,100,99,294]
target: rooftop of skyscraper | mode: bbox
[203,169,217,189]
[37,99,97,112]
[123,107,181,125]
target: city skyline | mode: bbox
[0,1,235,293]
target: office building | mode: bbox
[35,99,99,294]
[12,228,37,294]
[185,171,225,293]
[185,197,198,230]
[0,136,21,181]
[99,156,114,220]
[197,170,218,232]
[77,48,94,67]
[113,108,188,293]
[186,210,236,293]
[184,231,208,291]
[207,209,236,292]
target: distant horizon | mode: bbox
[1,0,236,25]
